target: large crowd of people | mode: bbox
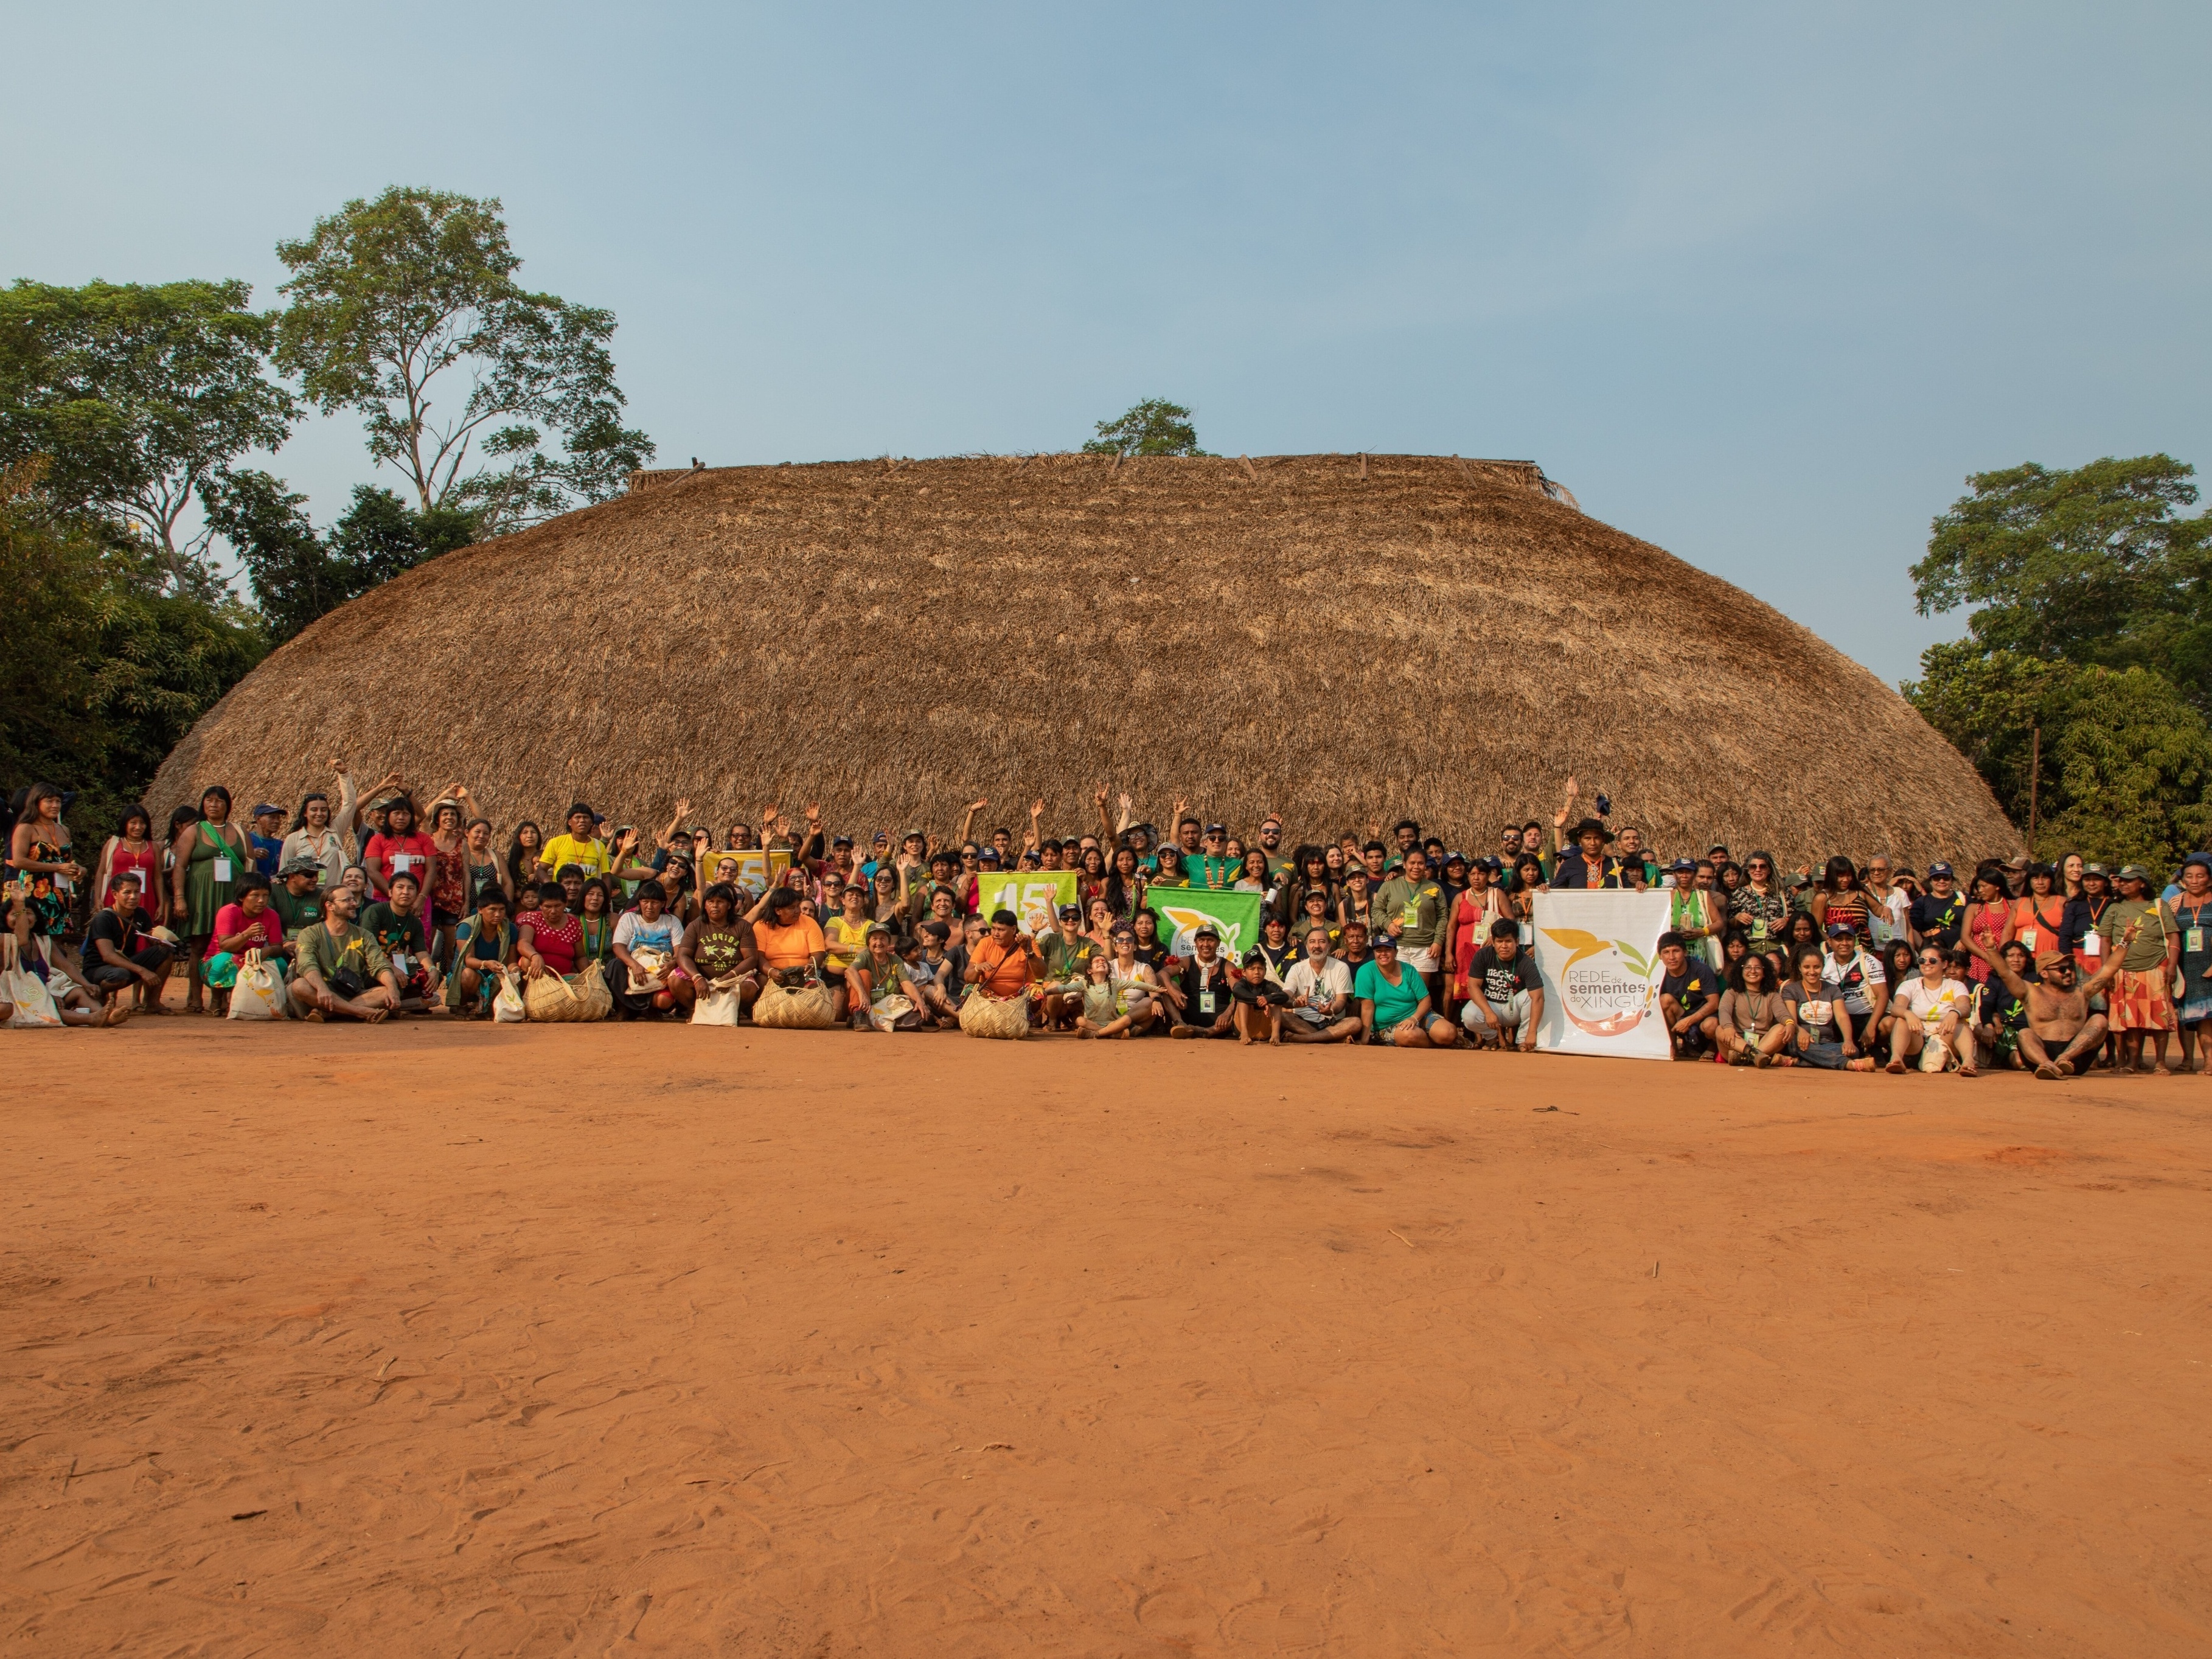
[7,767,2210,1079]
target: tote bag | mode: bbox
[227,949,287,1020]
[2,937,63,1029]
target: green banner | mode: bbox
[1144,885,1264,959]
[975,871,1079,936]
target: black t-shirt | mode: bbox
[1232,976,1290,1007]
[86,909,144,964]
[1178,958,1236,1024]
[1974,981,2028,1033]
[1910,892,1964,947]
[361,901,430,961]
[1661,959,1719,1007]
[1469,946,1542,1004]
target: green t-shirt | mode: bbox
[1192,855,1237,890]
[297,921,392,988]
[854,953,911,1003]
[361,901,430,964]
[1040,931,1097,986]
[2101,898,2175,972]
[268,883,325,937]
[1355,958,1427,1029]
[1374,876,1444,948]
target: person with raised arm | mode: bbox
[1963,922,2132,1078]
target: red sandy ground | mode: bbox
[2,1018,2208,1656]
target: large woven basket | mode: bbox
[958,990,1031,1040]
[526,961,611,1023]
[754,978,837,1029]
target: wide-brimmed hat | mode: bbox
[1567,818,1613,843]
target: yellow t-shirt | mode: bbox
[538,833,611,878]
[824,914,871,972]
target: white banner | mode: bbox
[1529,891,1671,1060]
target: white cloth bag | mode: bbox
[2,937,63,1029]
[228,949,287,1020]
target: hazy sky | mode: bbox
[7,2,2207,684]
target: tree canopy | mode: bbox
[1906,455,2211,866]
[0,459,265,830]
[273,186,653,534]
[1082,398,1208,458]
[0,278,295,591]
[203,471,479,644]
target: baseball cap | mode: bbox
[2117,863,2151,883]
[251,802,283,818]
[1670,858,1695,872]
[1371,931,1399,949]
[1057,903,1082,918]
[1205,822,1226,835]
[1826,922,1856,937]
[1193,923,1220,941]
[2082,862,2109,877]
[1240,948,1266,966]
[1928,861,1955,877]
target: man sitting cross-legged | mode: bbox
[290,885,400,1023]
[1282,925,1360,1043]
[1963,927,2130,1079]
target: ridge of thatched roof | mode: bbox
[151,453,2019,865]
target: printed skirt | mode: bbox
[2107,967,2176,1032]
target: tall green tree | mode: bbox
[203,471,480,644]
[0,278,296,590]
[1082,398,1209,458]
[273,186,654,535]
[1906,455,2212,866]
[1911,454,2211,708]
[0,459,265,828]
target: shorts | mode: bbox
[1399,943,1439,975]
[1464,990,1531,1034]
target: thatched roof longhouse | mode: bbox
[150,454,2020,866]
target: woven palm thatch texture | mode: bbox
[150,453,2019,866]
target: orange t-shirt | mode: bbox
[969,936,1037,998]
[755,916,827,969]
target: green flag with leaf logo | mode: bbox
[975,872,1078,936]
[1145,886,1264,958]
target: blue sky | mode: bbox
[6,2,2206,684]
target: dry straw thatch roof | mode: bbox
[151,453,2020,866]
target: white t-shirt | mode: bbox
[1820,949,1887,1015]
[1896,977,1965,1025]
[1284,956,1353,1012]
[614,911,681,955]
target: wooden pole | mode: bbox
[2027,720,2040,844]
